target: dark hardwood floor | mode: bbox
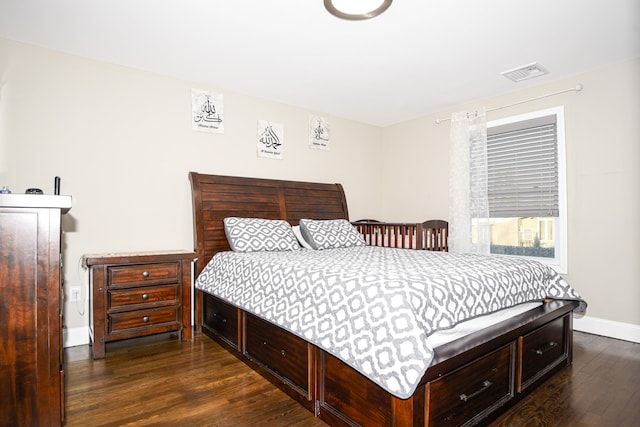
[64,331,640,426]
[491,331,640,427]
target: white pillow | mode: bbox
[224,217,301,252]
[299,219,366,250]
[292,225,314,250]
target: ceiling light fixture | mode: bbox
[324,0,393,20]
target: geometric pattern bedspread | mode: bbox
[195,246,586,399]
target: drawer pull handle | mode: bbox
[459,380,493,402]
[142,316,150,323]
[142,294,149,300]
[535,341,558,355]
[212,313,227,324]
[281,350,286,358]
[142,271,150,278]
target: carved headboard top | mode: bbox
[189,172,349,275]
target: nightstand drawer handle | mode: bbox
[142,271,150,278]
[142,294,149,300]
[142,316,150,323]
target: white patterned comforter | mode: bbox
[195,246,586,399]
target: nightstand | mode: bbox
[83,250,196,359]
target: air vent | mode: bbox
[501,62,548,82]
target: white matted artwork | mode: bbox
[309,115,330,150]
[257,120,284,159]
[192,89,224,134]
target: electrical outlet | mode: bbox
[69,286,81,302]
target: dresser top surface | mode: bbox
[0,194,72,211]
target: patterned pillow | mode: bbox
[224,217,301,252]
[299,219,366,250]
[292,225,314,249]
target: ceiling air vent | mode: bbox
[501,62,548,82]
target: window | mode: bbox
[486,106,567,273]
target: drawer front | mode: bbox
[109,285,179,310]
[109,307,179,334]
[520,315,567,390]
[108,262,178,287]
[428,344,514,426]
[245,313,309,392]
[320,352,394,427]
[203,295,239,347]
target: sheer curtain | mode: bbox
[448,108,491,254]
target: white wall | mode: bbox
[2,37,638,344]
[0,38,385,337]
[382,59,640,339]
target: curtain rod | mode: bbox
[434,84,583,124]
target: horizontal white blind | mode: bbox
[487,115,559,217]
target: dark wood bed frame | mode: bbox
[189,172,577,427]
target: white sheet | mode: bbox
[427,301,541,348]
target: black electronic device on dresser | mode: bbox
[0,194,72,427]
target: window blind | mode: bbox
[487,114,559,218]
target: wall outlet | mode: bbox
[69,286,81,302]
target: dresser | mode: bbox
[0,194,72,427]
[83,251,196,359]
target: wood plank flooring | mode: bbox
[64,331,640,426]
[491,331,640,427]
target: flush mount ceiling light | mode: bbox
[324,0,393,20]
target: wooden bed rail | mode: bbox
[352,219,449,251]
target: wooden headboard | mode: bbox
[189,172,349,275]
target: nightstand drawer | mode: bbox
[109,262,178,287]
[427,344,514,426]
[109,285,179,310]
[109,306,180,334]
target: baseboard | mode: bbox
[573,315,640,343]
[63,326,91,348]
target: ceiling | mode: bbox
[1,0,638,127]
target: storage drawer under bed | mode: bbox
[518,314,569,392]
[426,343,515,426]
[203,294,240,348]
[244,313,310,394]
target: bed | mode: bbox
[189,172,585,427]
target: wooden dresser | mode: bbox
[0,194,72,427]
[83,251,196,359]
